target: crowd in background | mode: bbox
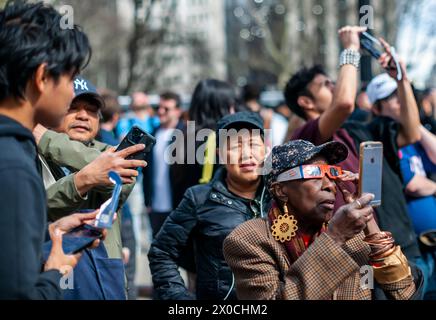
[1,0,436,301]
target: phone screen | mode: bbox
[42,224,103,260]
[359,142,383,207]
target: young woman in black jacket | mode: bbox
[148,112,267,300]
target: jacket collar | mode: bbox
[211,166,265,201]
[0,115,36,146]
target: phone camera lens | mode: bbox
[371,158,375,164]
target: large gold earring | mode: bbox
[271,203,298,243]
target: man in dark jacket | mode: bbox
[0,1,96,299]
[148,112,267,300]
[142,91,184,236]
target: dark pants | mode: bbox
[150,211,171,238]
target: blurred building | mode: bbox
[116,0,227,95]
[160,0,228,94]
[224,0,399,90]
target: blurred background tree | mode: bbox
[2,0,435,93]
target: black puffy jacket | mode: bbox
[148,167,266,300]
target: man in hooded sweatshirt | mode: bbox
[0,1,100,299]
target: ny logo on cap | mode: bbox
[74,79,88,91]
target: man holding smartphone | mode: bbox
[286,26,422,261]
[0,1,100,299]
[34,77,147,299]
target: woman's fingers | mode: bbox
[337,182,355,203]
[351,193,375,211]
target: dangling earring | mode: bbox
[271,203,298,243]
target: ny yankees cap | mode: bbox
[72,76,105,110]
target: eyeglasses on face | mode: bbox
[276,164,343,182]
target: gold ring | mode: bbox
[356,200,363,209]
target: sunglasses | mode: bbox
[276,165,343,183]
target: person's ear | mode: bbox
[176,108,182,118]
[271,183,288,204]
[33,63,49,94]
[372,102,382,116]
[297,96,315,112]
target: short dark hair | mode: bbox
[99,89,120,123]
[160,91,181,108]
[0,1,91,103]
[241,84,261,103]
[284,65,327,120]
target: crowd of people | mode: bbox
[1,1,436,301]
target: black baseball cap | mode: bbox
[217,111,264,133]
[216,111,265,147]
[72,76,105,109]
[264,140,348,189]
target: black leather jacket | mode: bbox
[148,168,266,300]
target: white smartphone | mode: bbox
[358,142,383,207]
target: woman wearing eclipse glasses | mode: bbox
[223,140,423,300]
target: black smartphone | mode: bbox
[116,126,156,161]
[42,224,103,261]
[360,32,382,59]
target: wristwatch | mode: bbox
[339,49,361,69]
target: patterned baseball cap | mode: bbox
[264,140,348,189]
[72,76,105,109]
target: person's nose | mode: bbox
[321,175,336,194]
[241,145,252,162]
[75,108,89,120]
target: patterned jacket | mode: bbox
[223,218,418,300]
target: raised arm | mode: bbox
[378,38,421,147]
[419,125,436,164]
[318,26,366,142]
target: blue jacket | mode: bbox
[0,115,62,299]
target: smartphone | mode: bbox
[358,142,383,207]
[360,32,403,81]
[42,224,103,261]
[360,32,383,59]
[116,126,156,161]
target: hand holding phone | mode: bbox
[43,211,104,267]
[116,126,156,162]
[358,142,383,207]
[42,170,122,263]
[360,32,403,81]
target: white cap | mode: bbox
[366,73,398,105]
